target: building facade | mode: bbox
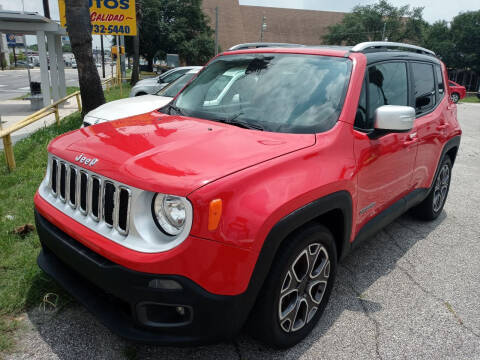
[202,0,345,51]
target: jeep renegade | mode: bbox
[34,42,461,348]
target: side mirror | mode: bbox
[374,105,415,132]
[158,77,165,83]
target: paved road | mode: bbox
[0,66,116,100]
[6,103,480,359]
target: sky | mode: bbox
[0,0,479,45]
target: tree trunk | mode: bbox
[65,0,105,117]
[131,35,140,86]
[131,0,142,86]
[147,57,153,72]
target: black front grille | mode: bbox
[104,182,115,226]
[118,188,130,232]
[49,157,131,235]
[80,172,88,212]
[59,163,67,199]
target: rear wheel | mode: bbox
[451,92,460,103]
[249,224,337,348]
[411,157,452,220]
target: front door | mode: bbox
[353,61,418,231]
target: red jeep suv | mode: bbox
[34,42,461,348]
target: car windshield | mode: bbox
[170,53,351,133]
[157,72,198,98]
[161,69,188,83]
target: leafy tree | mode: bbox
[422,21,456,67]
[323,0,427,45]
[65,0,105,116]
[124,0,214,70]
[450,10,480,73]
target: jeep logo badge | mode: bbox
[75,153,98,167]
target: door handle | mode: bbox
[437,124,449,130]
[404,132,418,146]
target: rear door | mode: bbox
[410,62,449,189]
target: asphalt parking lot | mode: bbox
[7,103,480,360]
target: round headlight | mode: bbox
[152,194,188,236]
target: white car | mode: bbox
[82,68,201,127]
[129,66,201,97]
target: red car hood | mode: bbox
[48,112,315,196]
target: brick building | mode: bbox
[202,0,345,51]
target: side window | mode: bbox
[354,79,367,129]
[360,62,408,129]
[435,65,445,102]
[411,63,435,113]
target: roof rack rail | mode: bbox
[228,42,305,51]
[351,41,435,56]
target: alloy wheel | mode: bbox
[278,243,330,333]
[433,163,450,213]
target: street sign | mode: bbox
[58,0,137,36]
[5,34,24,47]
[6,33,16,47]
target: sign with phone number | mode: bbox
[58,0,137,36]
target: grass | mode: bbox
[0,84,131,354]
[460,94,479,103]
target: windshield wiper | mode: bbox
[165,103,185,116]
[218,112,264,131]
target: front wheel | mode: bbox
[411,157,452,220]
[249,224,337,348]
[451,92,460,103]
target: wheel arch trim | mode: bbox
[240,191,352,320]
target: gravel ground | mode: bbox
[6,103,480,360]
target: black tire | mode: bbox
[411,156,452,221]
[451,92,460,103]
[248,224,337,348]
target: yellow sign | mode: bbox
[59,0,137,36]
[111,45,125,56]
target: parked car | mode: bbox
[34,42,461,348]
[15,60,34,68]
[448,80,466,103]
[477,84,480,99]
[71,60,77,69]
[82,68,201,127]
[129,66,200,97]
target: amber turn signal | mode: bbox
[208,199,222,231]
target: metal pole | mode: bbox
[260,16,266,42]
[120,35,126,80]
[13,46,17,67]
[23,39,31,87]
[116,35,122,96]
[215,6,219,56]
[42,0,50,19]
[382,22,386,41]
[100,35,105,78]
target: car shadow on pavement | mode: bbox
[24,211,446,360]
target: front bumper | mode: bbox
[35,209,249,345]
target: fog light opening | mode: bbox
[137,302,193,328]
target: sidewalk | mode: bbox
[0,99,79,149]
